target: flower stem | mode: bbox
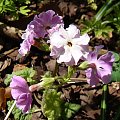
[100,84,108,120]
[67,66,75,79]
[53,60,58,77]
[70,77,87,81]
[4,101,16,120]
[33,93,42,105]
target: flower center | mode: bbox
[89,63,96,69]
[45,26,51,30]
[99,66,104,69]
[67,41,72,47]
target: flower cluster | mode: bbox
[18,9,115,86]
[10,9,115,113]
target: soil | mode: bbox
[0,1,120,120]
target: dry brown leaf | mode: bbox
[13,64,27,72]
[0,58,11,72]
[0,88,5,110]
[0,87,11,111]
[45,59,56,72]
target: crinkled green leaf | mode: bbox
[42,89,62,120]
[63,102,81,119]
[94,23,113,38]
[4,67,37,86]
[41,88,81,120]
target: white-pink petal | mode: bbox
[71,45,83,65]
[50,31,67,48]
[66,24,80,39]
[72,34,90,45]
[57,45,72,63]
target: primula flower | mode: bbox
[85,45,115,86]
[18,25,36,56]
[10,75,32,113]
[19,10,63,56]
[49,24,90,66]
[30,10,63,38]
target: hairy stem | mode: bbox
[4,101,16,120]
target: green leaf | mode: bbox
[81,19,94,34]
[112,52,120,62]
[25,0,30,4]
[41,88,81,120]
[94,22,113,38]
[94,0,113,22]
[4,0,16,12]
[42,89,62,120]
[111,52,120,82]
[0,0,4,12]
[90,3,97,10]
[111,69,120,82]
[63,102,81,119]
[4,67,37,86]
[19,6,30,15]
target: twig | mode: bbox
[31,109,42,113]
[0,47,18,58]
[4,101,16,120]
[33,93,42,105]
[70,77,87,82]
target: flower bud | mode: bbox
[78,61,89,70]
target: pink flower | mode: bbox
[29,10,63,38]
[19,10,63,56]
[18,25,36,56]
[49,24,90,66]
[85,45,115,86]
[10,75,32,113]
